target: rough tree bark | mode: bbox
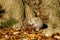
[25,3,35,18]
[59,0,60,19]
[41,0,60,36]
[0,0,24,30]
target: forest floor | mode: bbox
[0,28,60,40]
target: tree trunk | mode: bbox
[41,0,60,36]
[0,0,24,30]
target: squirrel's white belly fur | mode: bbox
[27,17,43,31]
